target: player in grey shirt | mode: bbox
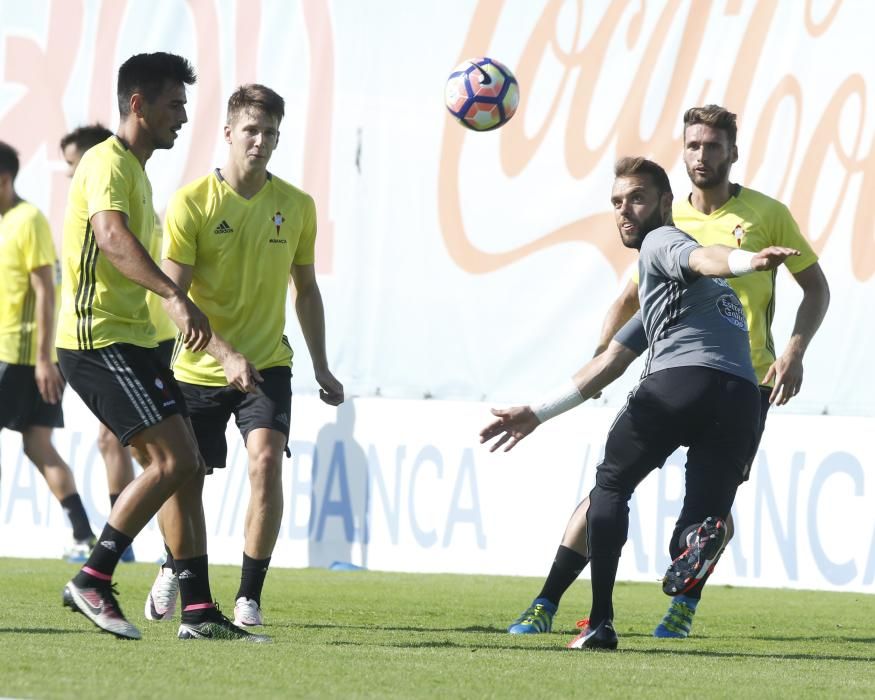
[615,224,757,385]
[480,157,799,650]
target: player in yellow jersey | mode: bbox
[60,124,179,564]
[144,84,343,629]
[57,53,266,642]
[0,141,96,560]
[505,105,830,639]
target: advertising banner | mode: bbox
[0,2,872,591]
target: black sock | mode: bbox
[236,554,271,606]
[109,493,120,508]
[61,494,94,542]
[588,554,619,627]
[176,555,214,622]
[683,579,707,599]
[162,544,176,573]
[72,523,131,586]
[537,545,588,607]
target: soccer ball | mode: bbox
[444,57,520,132]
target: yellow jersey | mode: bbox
[163,170,317,386]
[145,215,177,343]
[57,136,157,350]
[671,186,818,384]
[0,201,59,364]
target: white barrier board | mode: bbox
[2,393,872,593]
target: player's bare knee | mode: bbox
[21,439,39,464]
[149,454,180,484]
[130,444,150,468]
[21,430,51,463]
[248,450,283,487]
[153,447,200,486]
[176,446,204,481]
[96,424,118,455]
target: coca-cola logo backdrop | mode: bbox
[439,0,873,280]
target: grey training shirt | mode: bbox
[613,226,758,385]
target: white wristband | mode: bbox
[531,379,584,423]
[728,249,755,276]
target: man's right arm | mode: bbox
[91,210,180,297]
[593,278,639,355]
[572,339,640,399]
[160,258,260,392]
[479,338,639,453]
[91,210,211,351]
[30,265,64,404]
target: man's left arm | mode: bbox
[763,262,830,405]
[290,263,344,406]
[29,265,64,404]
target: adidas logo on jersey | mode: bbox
[214,220,234,234]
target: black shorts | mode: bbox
[748,385,773,471]
[156,337,176,370]
[600,365,762,517]
[58,343,188,445]
[178,366,292,470]
[0,362,64,431]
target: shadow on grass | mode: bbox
[596,631,875,645]
[285,623,875,651]
[742,635,875,644]
[626,646,875,663]
[0,627,90,635]
[326,638,875,662]
[278,622,509,634]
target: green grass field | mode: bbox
[1,558,874,698]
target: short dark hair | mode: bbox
[614,156,672,196]
[683,104,738,146]
[117,52,196,117]
[60,124,113,154]
[0,141,20,179]
[227,84,285,124]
